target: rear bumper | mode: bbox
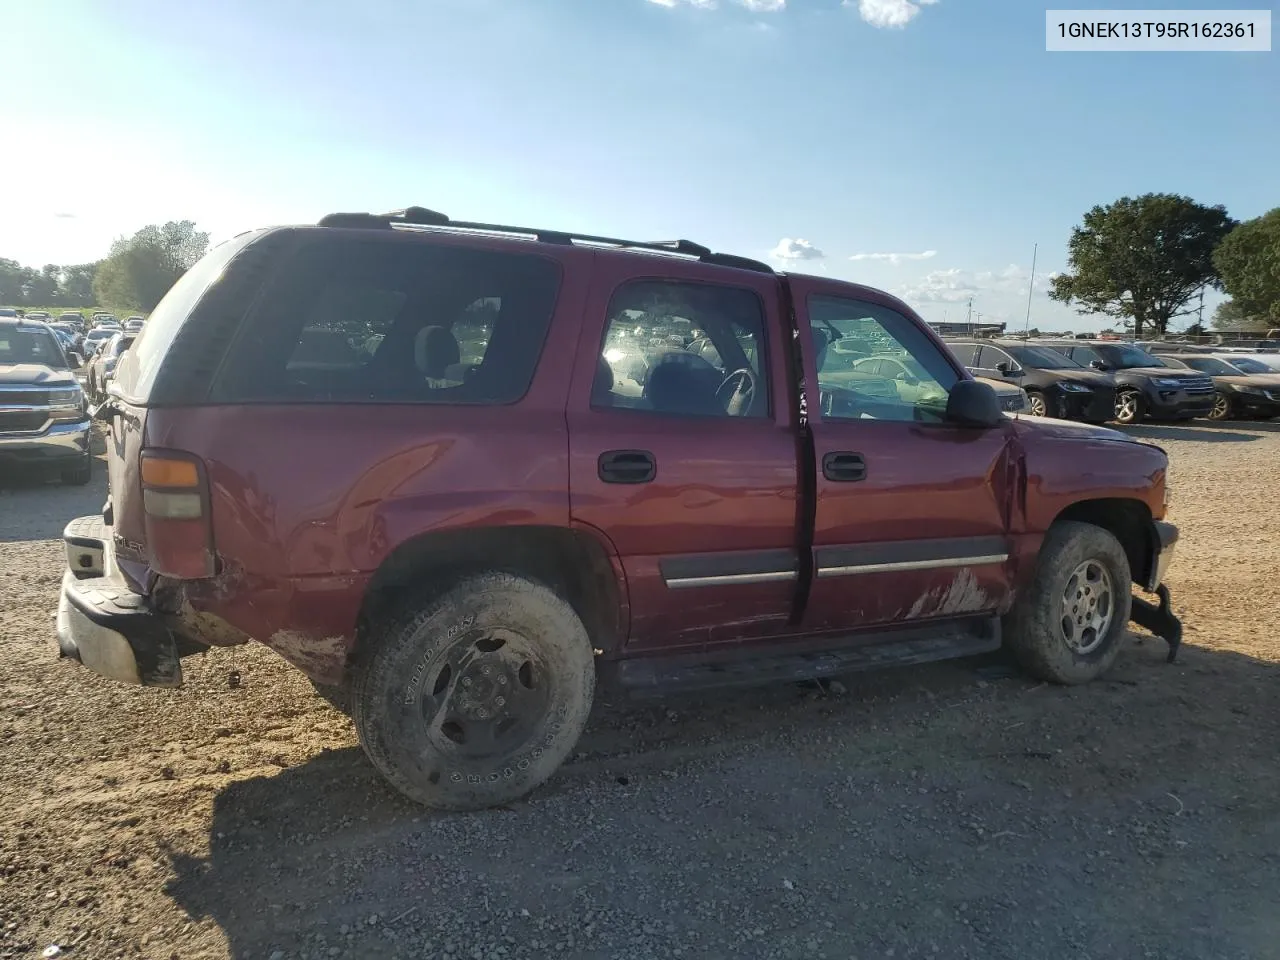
[0,419,91,464]
[56,516,205,687]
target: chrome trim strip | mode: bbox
[665,570,798,589]
[817,554,1009,578]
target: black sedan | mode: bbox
[944,338,1116,422]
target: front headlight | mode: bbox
[1231,384,1263,395]
[1060,382,1091,392]
[1153,377,1182,388]
[48,386,86,422]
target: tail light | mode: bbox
[140,450,217,579]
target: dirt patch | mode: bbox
[1,421,1278,960]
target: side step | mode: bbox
[614,617,1001,697]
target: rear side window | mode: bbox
[212,237,559,404]
[116,230,264,401]
[947,342,980,365]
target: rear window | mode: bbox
[211,236,560,405]
[115,230,264,401]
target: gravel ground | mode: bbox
[2,421,1278,960]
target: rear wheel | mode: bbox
[352,572,595,811]
[1208,391,1232,421]
[1004,521,1131,685]
[1025,389,1047,418]
[1114,389,1143,424]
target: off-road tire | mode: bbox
[1114,388,1144,425]
[1004,521,1131,685]
[1208,391,1233,421]
[61,455,92,486]
[351,572,595,811]
[1025,389,1047,418]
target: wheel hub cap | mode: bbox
[1059,560,1114,655]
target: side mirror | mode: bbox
[994,361,1024,378]
[946,379,1004,428]
[1089,360,1108,371]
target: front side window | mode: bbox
[593,280,769,418]
[809,296,958,423]
[1184,356,1240,375]
[946,342,980,365]
[213,238,560,404]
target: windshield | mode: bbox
[1005,344,1080,369]
[1102,344,1165,369]
[0,328,68,368]
[1183,356,1242,376]
[86,330,114,341]
[1226,356,1268,374]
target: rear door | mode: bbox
[566,255,799,653]
[792,277,1017,633]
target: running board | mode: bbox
[614,617,1001,697]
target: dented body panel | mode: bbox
[56,221,1181,690]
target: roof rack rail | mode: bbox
[315,207,775,274]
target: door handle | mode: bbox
[822,451,866,482]
[598,449,656,484]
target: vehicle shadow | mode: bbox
[1117,421,1265,443]
[164,640,1280,960]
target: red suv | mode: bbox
[57,207,1182,810]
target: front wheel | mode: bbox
[61,455,92,486]
[1114,389,1143,424]
[352,572,595,811]
[1004,521,1132,685]
[1025,389,1047,418]
[1207,391,1233,421]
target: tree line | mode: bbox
[1049,195,1280,338]
[0,220,209,315]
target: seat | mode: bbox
[414,326,461,381]
[644,353,722,416]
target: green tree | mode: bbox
[1213,207,1280,324]
[93,220,210,313]
[60,263,100,306]
[0,258,28,305]
[1048,194,1236,339]
[1211,298,1263,331]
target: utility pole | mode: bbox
[1023,242,1038,339]
[966,298,973,333]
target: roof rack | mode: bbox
[315,206,774,275]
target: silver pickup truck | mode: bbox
[0,317,92,485]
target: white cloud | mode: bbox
[769,238,825,261]
[899,262,1057,305]
[847,0,939,29]
[900,268,979,303]
[739,0,786,10]
[849,249,937,264]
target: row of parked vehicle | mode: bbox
[21,311,146,403]
[942,337,1280,424]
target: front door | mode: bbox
[566,256,798,653]
[791,278,1017,633]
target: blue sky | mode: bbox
[5,0,1277,329]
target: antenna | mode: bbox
[1023,242,1038,339]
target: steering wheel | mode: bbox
[716,367,758,416]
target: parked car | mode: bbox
[58,206,1182,811]
[85,332,135,402]
[0,317,92,484]
[0,308,19,319]
[123,316,145,334]
[81,327,118,358]
[1036,340,1215,424]
[944,338,1115,422]
[1149,353,1280,420]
